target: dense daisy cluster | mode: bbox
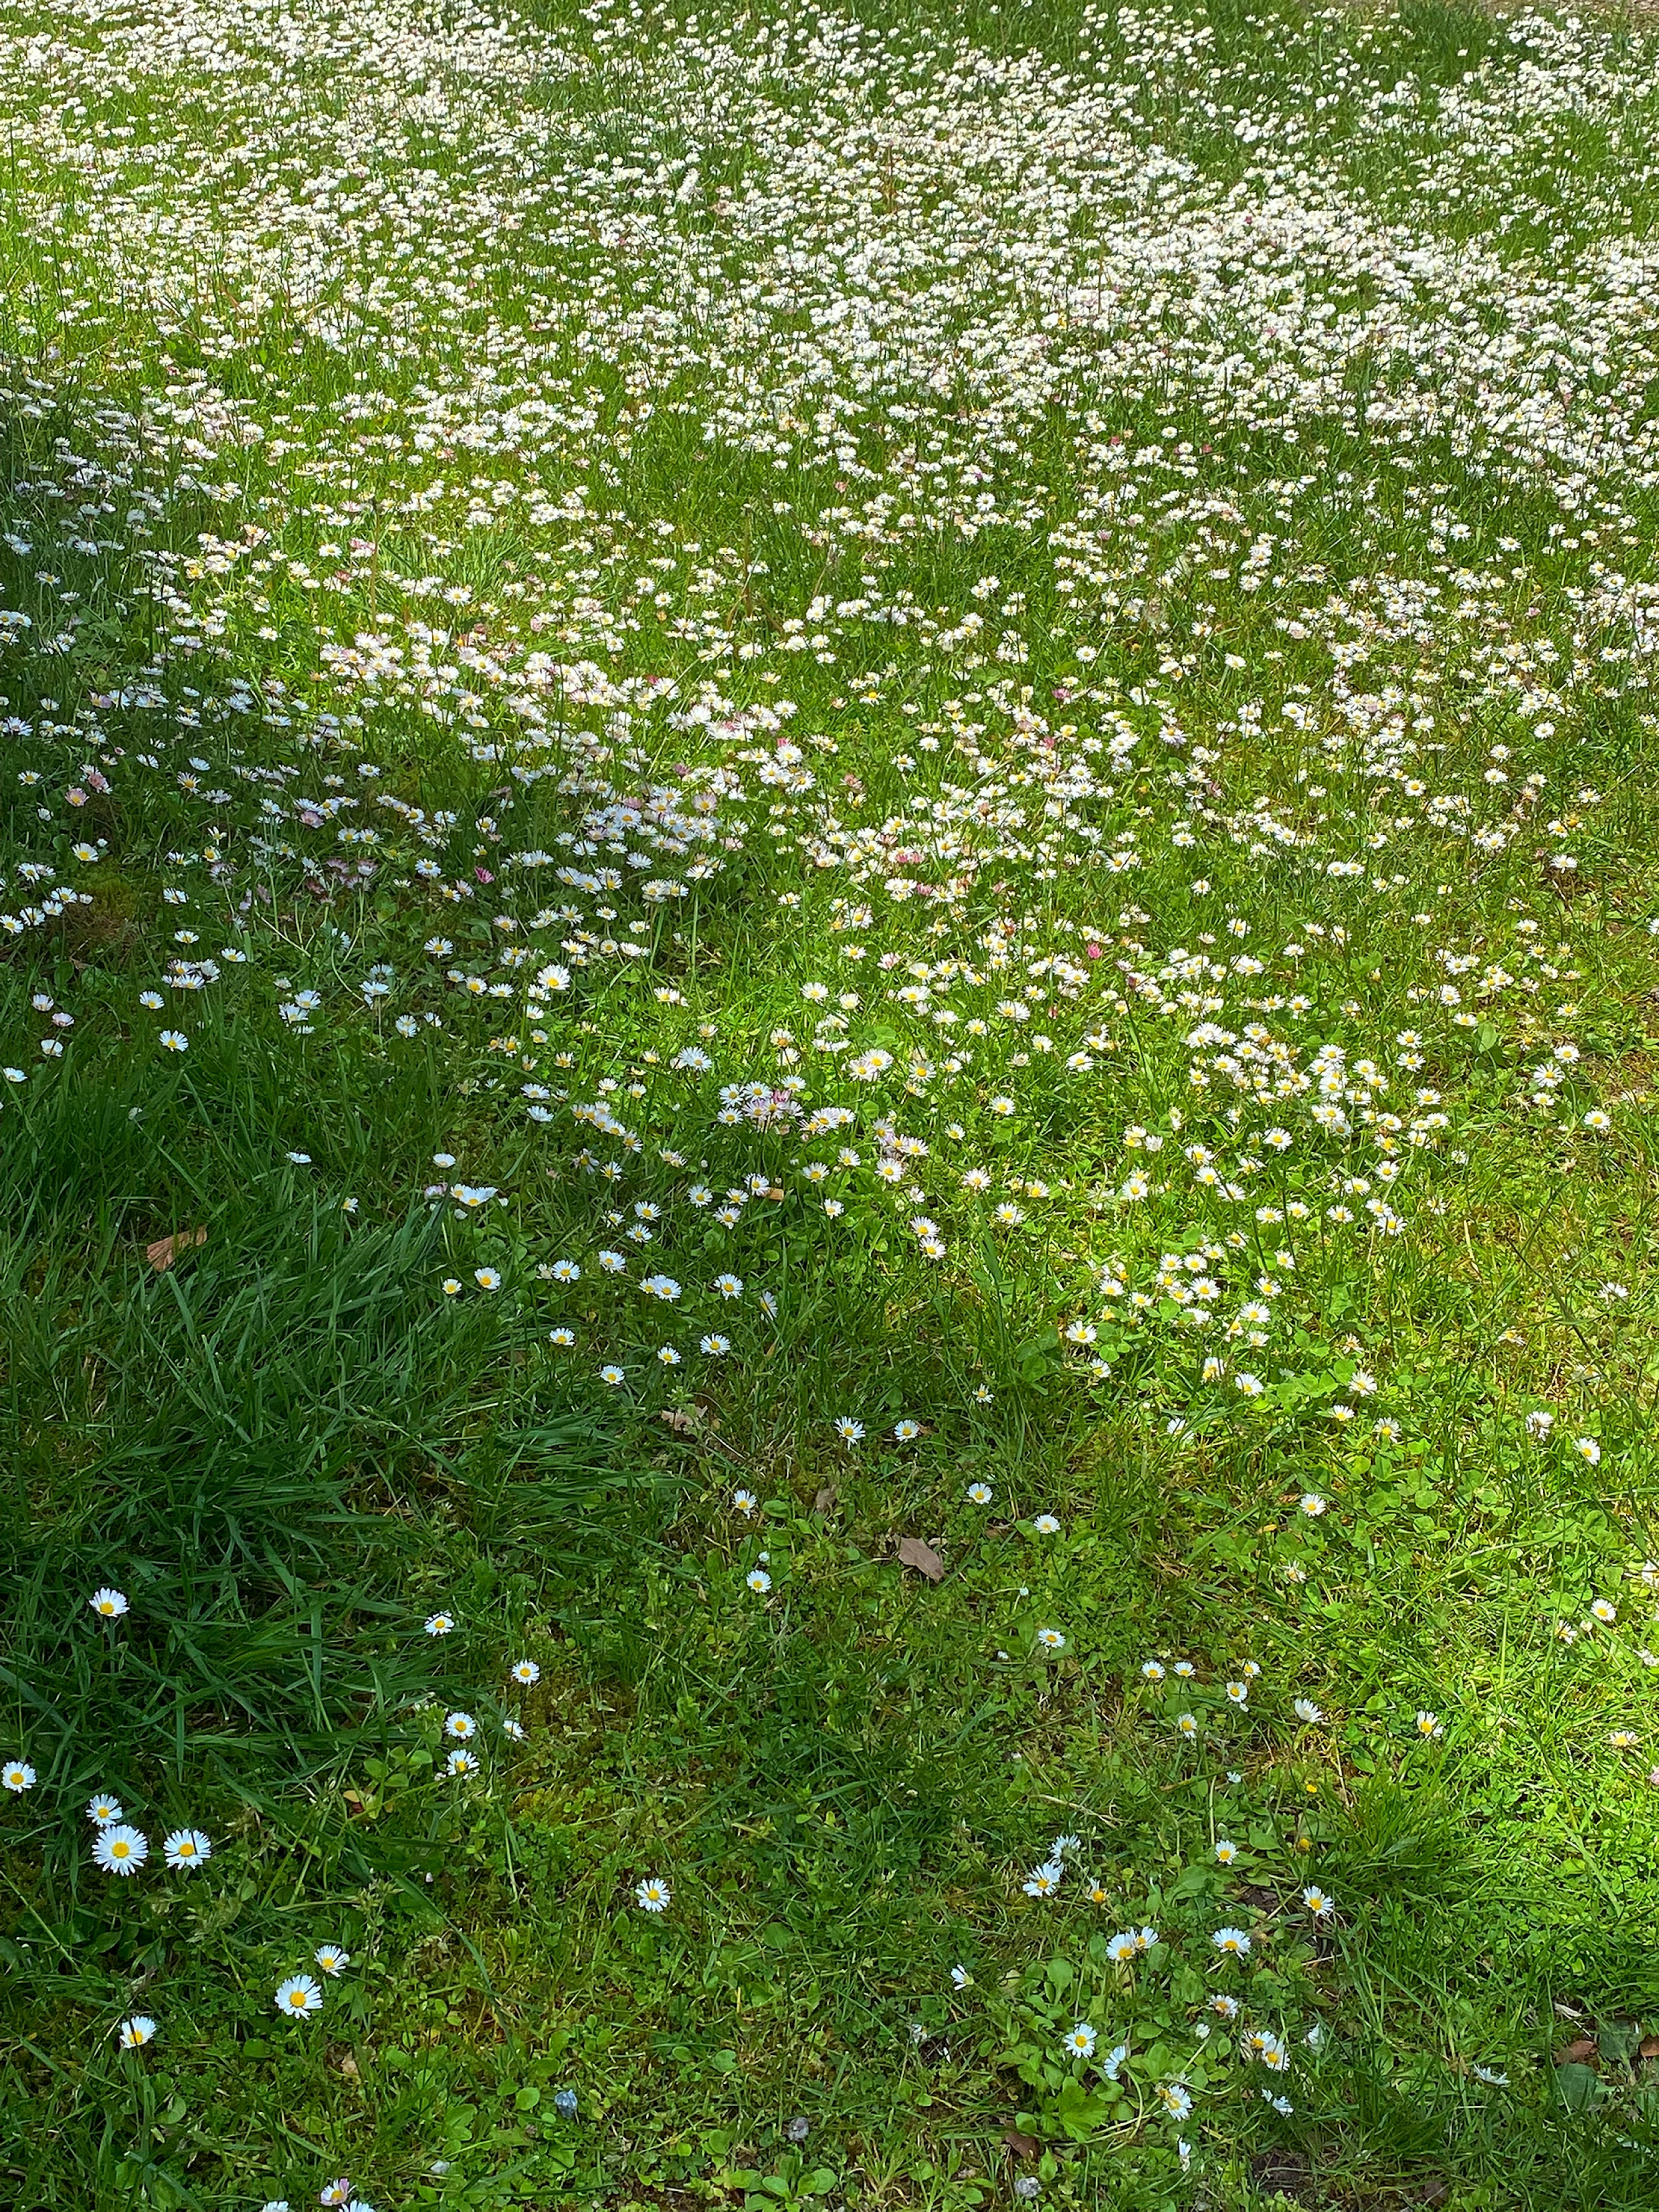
[0,0,1646,1420]
[5,0,1659,2197]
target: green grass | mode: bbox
[6,0,1659,2205]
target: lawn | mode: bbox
[4,0,1659,2205]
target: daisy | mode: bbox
[89,1587,129,1619]
[119,2015,158,2049]
[424,1612,455,1637]
[1158,2083,1193,2120]
[1061,2021,1097,2059]
[1212,1927,1251,1958]
[599,1365,626,1386]
[474,1268,501,1291]
[3,1760,35,1792]
[747,1569,772,1593]
[446,1749,480,1778]
[87,1793,123,1825]
[1023,1861,1063,1898]
[1032,1513,1060,1534]
[275,1974,323,2020]
[94,1825,148,1875]
[965,1481,992,1505]
[314,1943,351,1976]
[1214,1840,1239,1866]
[162,1828,211,1870]
[444,1710,477,1739]
[1302,1887,1334,1916]
[1415,1710,1443,1739]
[834,1417,865,1445]
[510,1659,541,1686]
[549,1328,575,1346]
[1294,1699,1323,1723]
[894,1419,921,1442]
[1036,1628,1066,1651]
[635,1875,671,1912]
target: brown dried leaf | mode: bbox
[1554,2038,1599,2067]
[896,1535,944,1583]
[657,1408,699,1434]
[145,1226,207,1272]
[1641,2035,1659,2060]
[1001,2127,1038,2163]
[814,1483,839,1515]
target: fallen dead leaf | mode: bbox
[1001,2126,1038,2162]
[814,1483,838,1514]
[896,1535,944,1582]
[1248,2150,1312,2202]
[1641,2035,1659,2060]
[145,1226,207,1272]
[657,1408,699,1433]
[1554,2038,1599,2067]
